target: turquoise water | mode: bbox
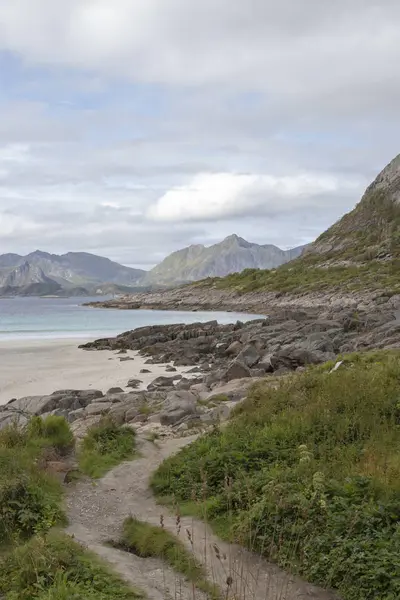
[0,297,263,341]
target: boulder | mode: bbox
[165,365,177,372]
[225,341,243,356]
[86,402,113,416]
[159,390,198,426]
[222,361,251,382]
[127,379,142,389]
[120,356,134,362]
[107,387,125,395]
[140,369,152,373]
[236,343,261,368]
[147,376,180,391]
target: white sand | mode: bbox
[0,339,190,406]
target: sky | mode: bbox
[0,1,399,269]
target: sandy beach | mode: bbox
[0,339,189,406]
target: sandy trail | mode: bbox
[66,436,338,600]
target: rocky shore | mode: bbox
[83,284,399,314]
[2,303,399,440]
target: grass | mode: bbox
[114,516,219,599]
[0,416,145,599]
[0,416,73,545]
[0,531,143,600]
[151,350,400,600]
[78,417,137,478]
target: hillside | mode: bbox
[143,235,305,285]
[209,154,400,296]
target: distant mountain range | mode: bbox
[0,238,307,297]
[0,251,146,297]
[142,235,306,285]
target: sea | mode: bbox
[0,297,264,342]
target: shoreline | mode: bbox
[0,338,190,407]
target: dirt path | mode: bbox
[66,436,338,600]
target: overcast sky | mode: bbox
[0,1,399,268]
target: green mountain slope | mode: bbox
[209,155,400,295]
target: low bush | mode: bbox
[151,351,400,600]
[78,418,137,478]
[0,531,143,599]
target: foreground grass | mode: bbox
[151,350,400,600]
[0,416,72,545]
[0,531,143,600]
[0,416,143,599]
[78,418,137,478]
[115,517,219,599]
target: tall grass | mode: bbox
[151,350,400,600]
[78,418,137,478]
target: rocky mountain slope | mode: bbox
[143,234,305,285]
[90,153,400,311]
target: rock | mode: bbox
[107,387,125,395]
[258,353,273,372]
[225,340,243,356]
[140,368,152,373]
[70,415,102,439]
[165,365,177,372]
[251,368,267,378]
[222,361,251,382]
[236,343,261,368]
[159,390,198,426]
[185,366,202,373]
[117,349,128,354]
[174,378,192,390]
[86,402,113,416]
[68,408,86,422]
[127,379,142,389]
[147,376,180,391]
[125,407,141,422]
[120,356,134,362]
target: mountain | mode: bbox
[205,154,400,296]
[304,153,400,263]
[143,235,306,285]
[0,251,147,296]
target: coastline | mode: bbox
[0,338,190,406]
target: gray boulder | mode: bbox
[147,375,180,391]
[225,341,243,356]
[127,379,142,389]
[236,343,261,368]
[222,361,251,382]
[159,390,198,426]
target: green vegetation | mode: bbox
[0,531,143,599]
[78,418,137,478]
[0,416,72,545]
[0,416,143,599]
[207,257,400,295]
[152,350,400,600]
[115,517,218,599]
[199,187,400,296]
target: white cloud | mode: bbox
[148,172,361,222]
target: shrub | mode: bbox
[151,351,400,600]
[0,531,143,599]
[27,415,75,456]
[78,418,137,478]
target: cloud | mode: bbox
[148,172,362,222]
[0,1,399,266]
